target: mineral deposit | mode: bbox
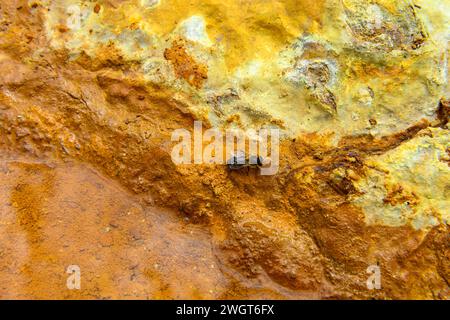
[0,0,448,299]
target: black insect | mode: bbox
[227,152,265,172]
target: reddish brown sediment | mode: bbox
[164,40,208,89]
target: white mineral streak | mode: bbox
[178,16,212,47]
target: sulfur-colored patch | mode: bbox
[41,0,449,139]
[352,128,450,230]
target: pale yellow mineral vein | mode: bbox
[353,128,450,230]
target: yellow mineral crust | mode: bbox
[42,0,449,137]
[353,127,450,229]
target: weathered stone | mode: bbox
[0,0,448,299]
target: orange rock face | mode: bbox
[164,40,208,89]
[0,1,448,300]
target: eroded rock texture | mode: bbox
[0,0,448,299]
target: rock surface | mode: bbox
[0,0,448,299]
